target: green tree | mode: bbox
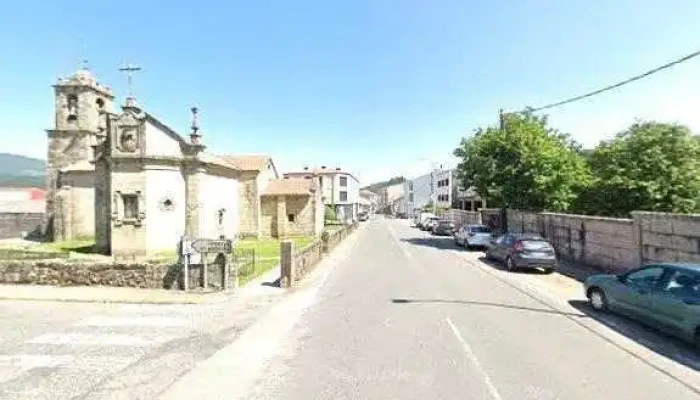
[454,112,590,211]
[575,121,700,216]
[324,204,337,221]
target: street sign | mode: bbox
[180,237,193,256]
[191,238,232,254]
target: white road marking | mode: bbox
[0,354,135,371]
[27,333,173,347]
[446,317,503,400]
[75,316,190,328]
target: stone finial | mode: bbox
[190,106,202,144]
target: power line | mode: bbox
[514,48,700,114]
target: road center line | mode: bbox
[446,317,503,400]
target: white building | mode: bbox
[377,182,404,214]
[434,168,454,209]
[359,189,378,214]
[284,166,361,222]
[401,170,436,217]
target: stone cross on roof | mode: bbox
[118,64,142,101]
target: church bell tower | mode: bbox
[46,65,115,240]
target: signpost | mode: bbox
[181,238,233,291]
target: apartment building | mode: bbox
[284,166,361,222]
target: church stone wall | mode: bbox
[61,171,95,239]
[238,171,260,237]
[260,197,277,237]
[110,163,147,258]
[145,166,186,252]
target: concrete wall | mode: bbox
[503,209,700,273]
[238,171,259,237]
[145,166,186,252]
[635,211,700,265]
[198,172,239,240]
[438,209,481,227]
[0,213,44,239]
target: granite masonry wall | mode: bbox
[504,209,700,273]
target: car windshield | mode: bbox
[470,226,491,234]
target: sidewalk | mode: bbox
[0,265,282,305]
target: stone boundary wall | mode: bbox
[280,222,358,288]
[0,259,175,289]
[437,209,481,227]
[0,213,45,239]
[503,209,700,273]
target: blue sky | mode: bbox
[2,1,700,184]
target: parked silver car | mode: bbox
[454,224,492,249]
[485,233,557,273]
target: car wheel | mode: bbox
[484,249,492,260]
[506,256,516,272]
[588,288,608,312]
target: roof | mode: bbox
[285,168,360,183]
[262,179,315,196]
[199,153,241,171]
[220,154,272,172]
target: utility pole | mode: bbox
[499,108,505,130]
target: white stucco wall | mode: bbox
[434,169,454,208]
[144,120,182,158]
[198,173,239,240]
[408,172,434,211]
[145,166,186,252]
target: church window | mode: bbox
[96,98,105,109]
[287,214,295,222]
[123,195,139,219]
[67,94,78,121]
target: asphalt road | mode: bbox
[0,278,286,400]
[245,217,700,400]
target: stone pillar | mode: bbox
[280,240,294,288]
[56,187,72,241]
[275,195,287,238]
[185,165,206,238]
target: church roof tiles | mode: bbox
[262,178,315,196]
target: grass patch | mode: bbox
[0,249,68,260]
[36,237,96,254]
[238,257,280,286]
[234,236,314,259]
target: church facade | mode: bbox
[46,68,323,258]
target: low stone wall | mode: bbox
[280,222,358,287]
[503,209,700,273]
[0,213,45,239]
[0,259,174,288]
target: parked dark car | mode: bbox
[431,220,455,236]
[585,263,700,349]
[358,212,369,221]
[485,233,556,273]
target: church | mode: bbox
[46,67,324,258]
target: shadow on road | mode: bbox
[391,298,586,317]
[569,299,700,372]
[261,278,280,288]
[401,237,463,251]
[476,256,552,275]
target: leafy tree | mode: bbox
[575,121,700,216]
[454,112,590,211]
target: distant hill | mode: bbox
[0,153,46,187]
[362,176,406,193]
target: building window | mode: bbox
[67,94,78,122]
[340,191,348,202]
[123,194,139,219]
[409,193,414,202]
[288,214,295,222]
[340,176,347,187]
[408,181,413,191]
